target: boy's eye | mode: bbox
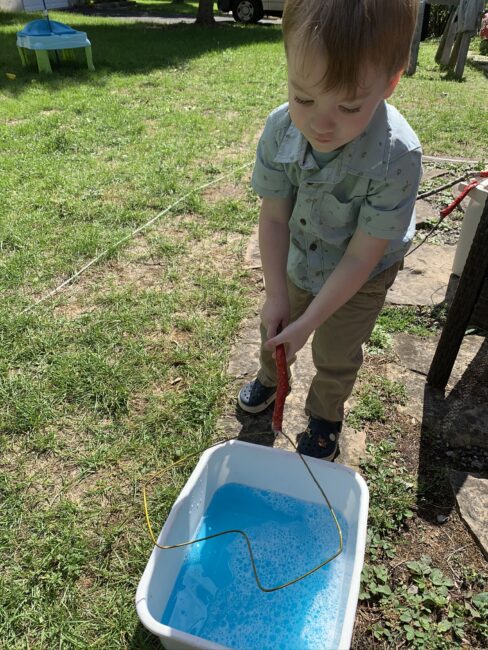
[339,105,361,114]
[294,96,313,106]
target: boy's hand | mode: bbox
[261,295,290,339]
[264,316,312,362]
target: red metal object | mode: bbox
[440,171,488,218]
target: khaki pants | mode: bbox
[257,262,401,422]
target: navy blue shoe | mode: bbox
[238,378,277,413]
[296,417,342,461]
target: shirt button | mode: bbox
[300,218,306,225]
[310,242,317,251]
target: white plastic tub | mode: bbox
[136,440,369,650]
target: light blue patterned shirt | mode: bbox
[252,101,422,295]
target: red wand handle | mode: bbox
[440,171,488,217]
[272,344,289,435]
[440,179,478,217]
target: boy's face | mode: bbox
[286,41,400,152]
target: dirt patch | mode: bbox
[39,109,63,116]
[49,210,249,320]
[49,224,177,317]
[201,181,245,205]
[143,118,159,135]
[6,118,28,126]
[9,448,91,508]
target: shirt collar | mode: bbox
[273,101,392,182]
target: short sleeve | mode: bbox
[358,148,423,239]
[251,114,295,199]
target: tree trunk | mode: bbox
[196,0,215,25]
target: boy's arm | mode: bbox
[265,227,389,359]
[259,196,293,339]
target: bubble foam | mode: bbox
[162,482,352,650]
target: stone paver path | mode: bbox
[386,243,456,307]
[449,471,488,560]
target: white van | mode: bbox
[217,0,284,24]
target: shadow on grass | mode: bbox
[0,12,282,96]
[467,56,488,80]
[129,621,161,649]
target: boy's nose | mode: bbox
[310,113,335,135]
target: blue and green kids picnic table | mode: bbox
[17,18,95,74]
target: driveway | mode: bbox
[71,6,281,26]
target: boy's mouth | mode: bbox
[311,132,334,144]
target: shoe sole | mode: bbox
[297,447,339,462]
[237,391,277,414]
[296,439,340,462]
[326,444,340,462]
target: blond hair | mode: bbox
[282,0,419,94]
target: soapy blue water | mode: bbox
[161,483,353,650]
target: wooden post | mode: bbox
[435,8,458,65]
[453,32,471,79]
[448,31,463,69]
[407,0,426,75]
[427,198,488,389]
[195,0,215,25]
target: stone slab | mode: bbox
[385,361,443,428]
[443,403,488,450]
[386,244,456,306]
[387,333,488,449]
[468,54,488,75]
[391,332,484,381]
[449,470,488,559]
[441,341,488,450]
[338,426,366,471]
[244,226,260,269]
[416,199,439,226]
[227,314,261,380]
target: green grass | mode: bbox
[348,374,407,428]
[396,39,488,160]
[376,304,448,337]
[1,13,286,648]
[1,12,487,647]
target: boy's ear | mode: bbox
[383,70,403,99]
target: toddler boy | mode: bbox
[238,0,422,460]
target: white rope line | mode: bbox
[20,153,472,316]
[20,162,253,315]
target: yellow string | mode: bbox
[143,432,343,593]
